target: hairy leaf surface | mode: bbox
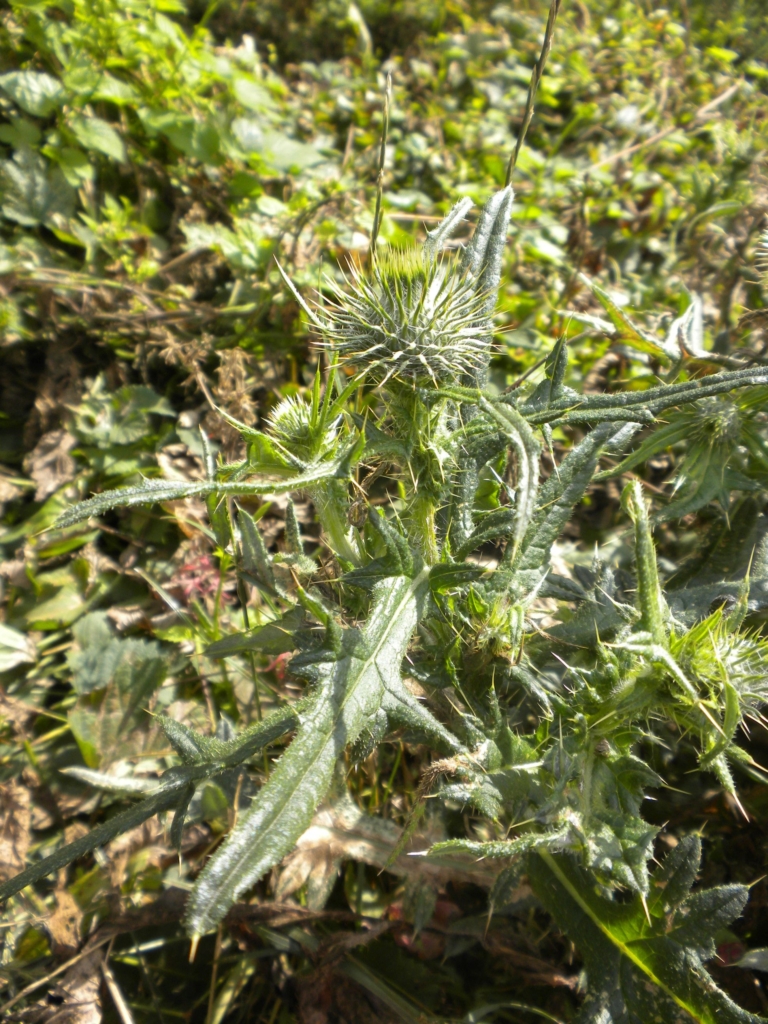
[528,846,761,1024]
[185,570,431,936]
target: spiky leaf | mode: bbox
[54,453,356,529]
[528,848,761,1024]
[185,570,431,937]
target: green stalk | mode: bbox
[395,389,449,565]
[309,480,362,565]
[409,489,440,565]
[505,0,563,185]
[623,480,667,645]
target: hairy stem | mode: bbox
[624,480,666,645]
[310,480,362,565]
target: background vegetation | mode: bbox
[0,0,767,1021]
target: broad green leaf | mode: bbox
[671,884,750,954]
[44,145,93,189]
[92,74,138,105]
[68,652,167,768]
[232,76,274,110]
[71,115,126,162]
[0,70,64,116]
[65,613,168,766]
[67,611,164,695]
[231,116,263,152]
[0,146,75,226]
[0,117,41,148]
[0,622,36,672]
[142,110,220,161]
[258,129,325,172]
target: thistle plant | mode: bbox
[320,248,491,387]
[4,186,768,1019]
[596,385,768,520]
[4,34,768,1024]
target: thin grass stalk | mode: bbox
[370,72,392,260]
[505,0,563,186]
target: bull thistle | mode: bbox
[7,6,768,1022]
[321,249,493,388]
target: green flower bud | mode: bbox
[691,395,742,446]
[268,395,338,461]
[323,250,491,388]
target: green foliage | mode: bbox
[1,1,768,1021]
[599,388,768,520]
[529,841,762,1024]
[66,611,169,765]
[10,186,766,945]
[185,569,437,937]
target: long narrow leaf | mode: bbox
[0,776,194,900]
[185,569,431,937]
[0,707,299,900]
[478,396,541,557]
[510,421,641,579]
[424,196,474,264]
[595,419,692,479]
[54,455,355,529]
[524,366,768,425]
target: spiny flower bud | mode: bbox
[268,395,338,461]
[322,249,491,387]
[679,616,768,710]
[691,395,742,445]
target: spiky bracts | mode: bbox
[268,394,339,461]
[690,395,743,445]
[321,250,492,387]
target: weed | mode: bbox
[1,2,768,1022]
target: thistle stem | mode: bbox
[505,0,563,186]
[624,480,667,646]
[370,72,392,261]
[310,481,362,565]
[410,490,440,565]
